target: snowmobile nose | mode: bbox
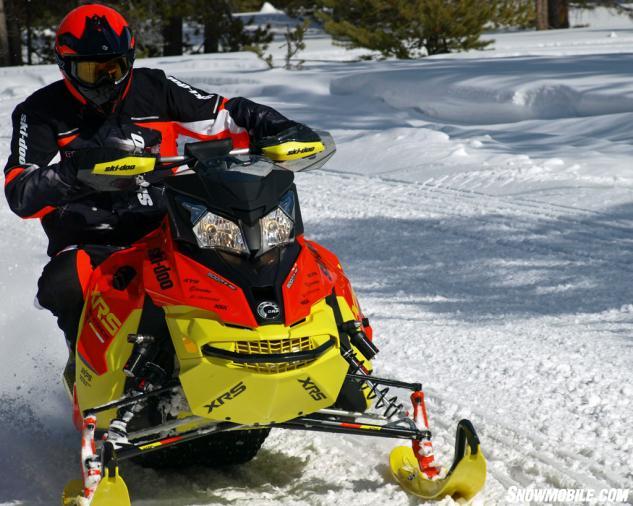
[389,419,487,501]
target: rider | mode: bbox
[3,4,317,356]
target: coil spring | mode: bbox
[350,359,403,419]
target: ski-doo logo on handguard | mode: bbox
[204,382,247,414]
[92,156,156,176]
[287,146,315,156]
[257,301,280,320]
[298,377,327,401]
[103,163,136,172]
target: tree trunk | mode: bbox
[535,0,548,30]
[5,0,22,65]
[0,0,10,66]
[25,0,31,64]
[204,17,220,53]
[548,0,569,29]
[162,16,182,56]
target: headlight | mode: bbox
[279,190,295,218]
[260,207,294,250]
[193,211,248,254]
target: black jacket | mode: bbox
[4,67,297,256]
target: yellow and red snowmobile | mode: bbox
[61,133,486,505]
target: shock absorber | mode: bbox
[339,320,404,419]
[123,334,156,378]
[109,333,167,449]
[341,320,379,360]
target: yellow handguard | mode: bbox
[261,140,325,162]
[390,419,487,501]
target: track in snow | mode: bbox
[297,170,633,504]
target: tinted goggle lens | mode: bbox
[73,56,130,85]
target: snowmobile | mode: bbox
[60,131,486,505]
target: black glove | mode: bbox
[58,147,130,186]
[58,118,162,188]
[252,123,321,152]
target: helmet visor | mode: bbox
[72,56,131,86]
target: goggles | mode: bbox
[71,55,131,86]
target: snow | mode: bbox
[259,2,283,14]
[1,6,633,506]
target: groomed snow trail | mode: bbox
[297,171,633,502]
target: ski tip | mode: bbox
[91,466,131,506]
[389,429,486,500]
[62,467,131,506]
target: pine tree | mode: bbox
[271,0,318,17]
[4,0,23,65]
[183,0,272,54]
[162,14,183,56]
[282,19,309,69]
[491,0,535,29]
[158,1,193,56]
[0,0,70,65]
[233,0,262,10]
[320,0,510,59]
[319,0,416,59]
[197,0,243,53]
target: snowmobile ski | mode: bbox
[390,394,486,501]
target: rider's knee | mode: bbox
[36,249,85,314]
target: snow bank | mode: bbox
[570,6,633,29]
[331,54,633,124]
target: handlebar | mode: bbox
[146,146,252,180]
[73,146,251,196]
[73,131,333,195]
[157,147,250,164]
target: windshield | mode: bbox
[198,154,280,178]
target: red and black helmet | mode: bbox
[55,4,135,109]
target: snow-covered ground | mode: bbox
[1,6,633,506]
